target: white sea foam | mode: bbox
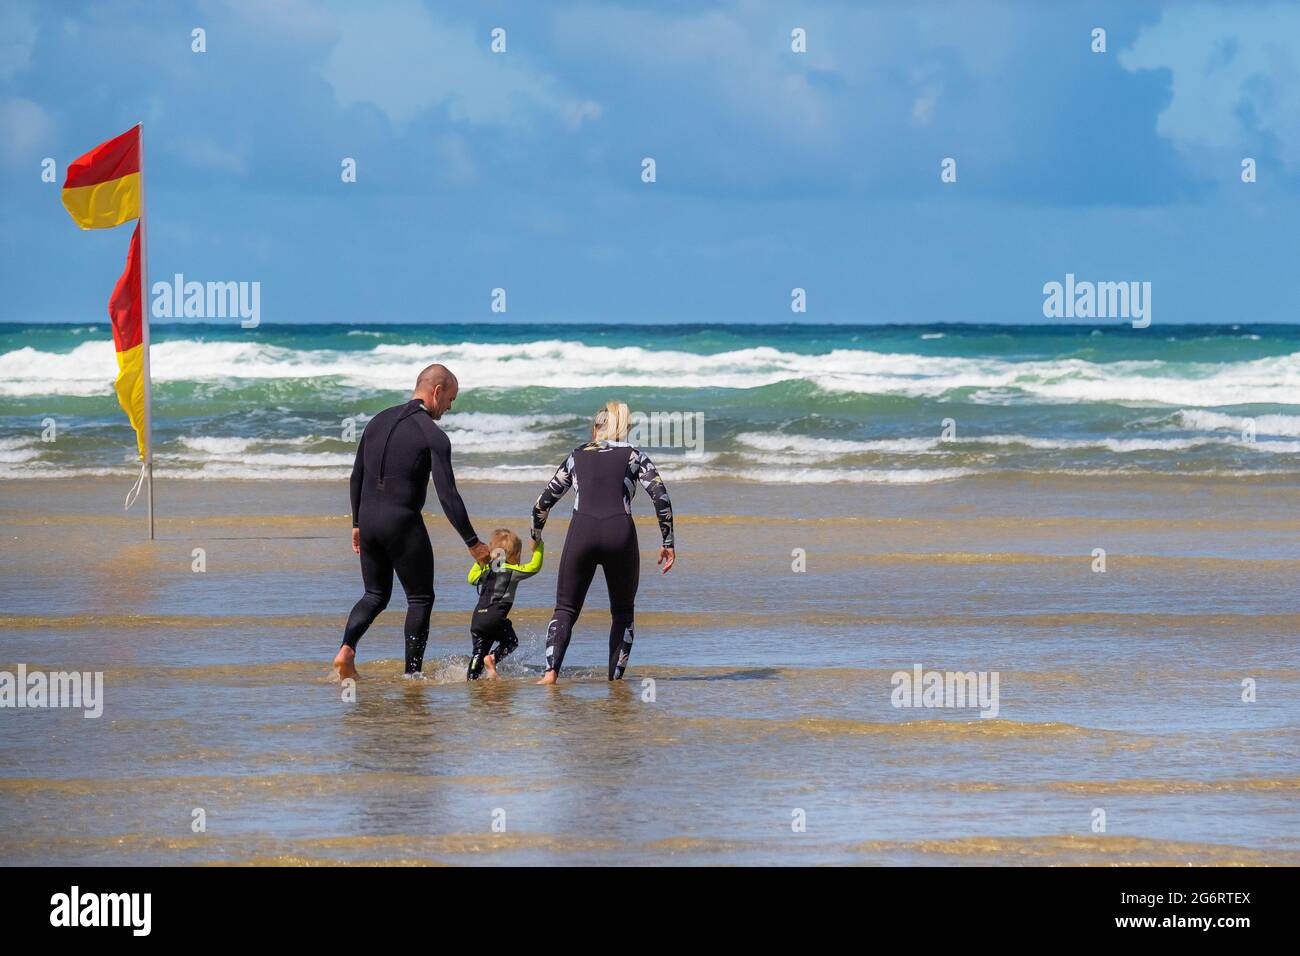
[731,467,976,484]
[0,464,140,480]
[0,458,975,484]
[186,461,349,479]
[736,433,939,455]
[168,415,570,461]
[440,411,573,453]
[457,465,562,483]
[1174,409,1300,438]
[442,411,572,431]
[1244,440,1300,454]
[3,338,1298,407]
[735,430,1289,458]
[0,436,45,463]
[973,435,1225,452]
[0,447,42,463]
[170,451,357,468]
[177,435,316,454]
[179,436,258,454]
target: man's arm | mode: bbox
[428,426,480,547]
[350,430,366,529]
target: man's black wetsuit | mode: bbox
[532,440,674,679]
[342,399,479,673]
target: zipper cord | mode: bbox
[376,400,425,491]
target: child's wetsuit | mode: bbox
[466,540,544,679]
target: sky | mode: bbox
[2,0,1299,325]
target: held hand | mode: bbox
[469,541,492,564]
[658,546,675,574]
[352,528,361,554]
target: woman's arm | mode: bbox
[531,455,575,539]
[631,450,674,548]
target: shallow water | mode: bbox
[1,476,1297,865]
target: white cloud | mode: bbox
[318,0,599,128]
[170,135,248,174]
[0,1,38,81]
[0,96,53,165]
[546,0,1026,163]
[221,0,337,42]
[553,4,837,144]
[1121,2,1300,171]
[433,133,477,187]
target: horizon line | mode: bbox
[6,319,1299,329]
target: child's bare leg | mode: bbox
[485,626,517,680]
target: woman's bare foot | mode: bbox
[333,645,357,680]
[483,654,498,679]
[535,670,558,685]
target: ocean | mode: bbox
[1,321,1298,865]
[1,321,1298,483]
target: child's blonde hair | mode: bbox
[592,400,630,443]
[489,528,523,565]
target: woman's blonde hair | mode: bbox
[592,400,631,443]
[489,528,523,564]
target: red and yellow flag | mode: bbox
[108,223,147,459]
[61,125,141,229]
[62,125,148,461]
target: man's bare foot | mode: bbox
[483,654,498,679]
[333,645,357,680]
[535,670,558,685]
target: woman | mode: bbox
[531,401,676,684]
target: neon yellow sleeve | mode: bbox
[503,539,544,577]
[468,562,484,585]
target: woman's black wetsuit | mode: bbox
[532,440,674,679]
[342,399,480,673]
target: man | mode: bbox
[334,364,491,679]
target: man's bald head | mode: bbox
[415,363,455,392]
[413,363,459,420]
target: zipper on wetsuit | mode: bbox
[376,400,425,491]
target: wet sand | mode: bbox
[1,475,1298,865]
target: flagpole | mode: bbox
[137,122,155,540]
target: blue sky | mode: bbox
[2,0,1299,324]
